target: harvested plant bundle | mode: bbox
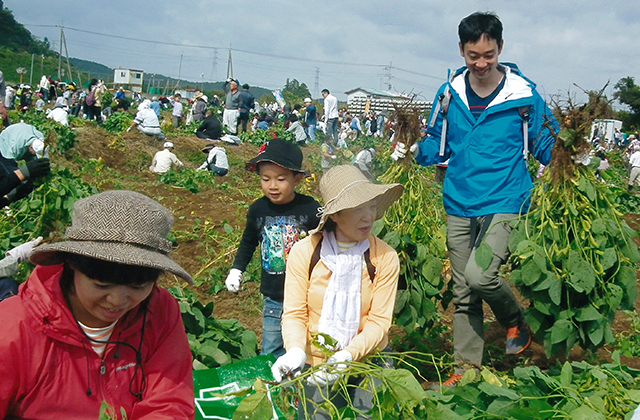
[508,96,638,356]
[377,101,448,335]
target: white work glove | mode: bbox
[6,236,43,263]
[571,151,591,166]
[126,126,132,132]
[331,155,337,160]
[390,142,418,161]
[307,350,353,387]
[225,268,242,293]
[271,347,307,383]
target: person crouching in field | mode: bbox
[129,99,166,140]
[224,139,320,358]
[0,190,195,419]
[149,141,184,174]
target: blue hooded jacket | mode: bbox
[415,63,559,218]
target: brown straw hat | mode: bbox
[29,190,193,285]
[311,165,403,233]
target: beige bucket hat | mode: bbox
[312,165,403,233]
[30,190,193,285]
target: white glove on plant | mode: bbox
[225,268,242,293]
[390,142,418,161]
[571,151,591,166]
[271,347,307,383]
[6,236,43,263]
[307,350,353,387]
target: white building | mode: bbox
[113,68,144,92]
[345,88,431,116]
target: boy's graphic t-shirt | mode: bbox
[233,193,321,302]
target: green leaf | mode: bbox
[560,361,573,387]
[547,273,562,306]
[550,319,574,344]
[381,368,426,403]
[569,405,605,420]
[588,322,604,347]
[521,260,542,286]
[606,283,623,310]
[621,240,640,263]
[394,290,409,315]
[198,341,231,366]
[600,248,617,271]
[383,231,401,249]
[477,382,519,400]
[232,388,274,420]
[575,306,602,322]
[508,228,526,254]
[591,218,606,235]
[475,241,493,272]
[223,223,234,234]
[567,251,595,293]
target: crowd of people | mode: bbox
[2,10,640,420]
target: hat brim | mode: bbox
[244,159,309,177]
[30,241,193,285]
[310,181,404,234]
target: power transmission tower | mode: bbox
[314,67,320,99]
[384,62,392,91]
[211,50,218,80]
[226,47,233,80]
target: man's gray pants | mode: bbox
[447,213,524,372]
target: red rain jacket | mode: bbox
[0,264,194,419]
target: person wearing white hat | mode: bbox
[0,122,50,207]
[0,190,194,419]
[129,99,165,140]
[272,165,403,418]
[303,97,317,143]
[149,141,183,174]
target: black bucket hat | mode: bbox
[245,138,308,176]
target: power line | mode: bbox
[25,24,389,69]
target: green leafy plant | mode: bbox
[18,109,77,153]
[168,286,258,369]
[102,111,133,133]
[0,167,98,255]
[155,169,216,193]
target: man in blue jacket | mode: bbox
[393,11,559,386]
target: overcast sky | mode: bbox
[6,0,638,104]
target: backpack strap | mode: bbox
[308,239,376,282]
[429,85,451,157]
[519,106,531,159]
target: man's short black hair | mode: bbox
[458,11,503,46]
[321,89,330,94]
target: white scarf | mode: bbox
[317,230,369,351]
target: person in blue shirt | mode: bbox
[393,11,559,387]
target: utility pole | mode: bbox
[226,46,233,80]
[314,67,320,99]
[61,28,73,83]
[29,53,34,86]
[57,26,63,80]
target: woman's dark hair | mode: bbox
[458,11,503,46]
[60,254,162,297]
[288,114,299,122]
[323,217,337,232]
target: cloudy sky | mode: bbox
[6,0,638,105]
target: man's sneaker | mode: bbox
[428,373,462,391]
[506,321,532,355]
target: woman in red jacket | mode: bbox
[0,190,195,419]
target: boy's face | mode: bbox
[459,35,503,83]
[258,162,302,205]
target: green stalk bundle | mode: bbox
[509,114,639,357]
[376,102,449,338]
